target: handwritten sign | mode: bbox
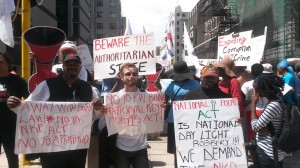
[77,44,93,73]
[93,33,156,79]
[104,92,164,136]
[14,101,93,154]
[218,31,253,66]
[173,98,247,168]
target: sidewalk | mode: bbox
[0,136,173,168]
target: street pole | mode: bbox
[21,0,31,80]
[21,0,31,165]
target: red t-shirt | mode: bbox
[219,77,246,117]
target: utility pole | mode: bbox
[21,0,31,80]
[21,0,31,165]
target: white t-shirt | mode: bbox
[115,89,147,152]
[241,80,269,112]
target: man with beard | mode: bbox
[102,63,165,168]
[7,53,103,168]
[183,65,230,100]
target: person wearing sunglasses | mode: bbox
[101,63,166,168]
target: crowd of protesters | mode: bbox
[2,38,300,168]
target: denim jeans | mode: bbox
[257,146,283,168]
[1,132,19,168]
[112,148,149,168]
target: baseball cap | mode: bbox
[262,63,273,73]
[59,41,77,54]
[62,53,81,63]
[201,65,218,77]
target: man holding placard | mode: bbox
[7,54,103,168]
[184,65,230,100]
[101,63,166,168]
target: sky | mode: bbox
[120,0,199,46]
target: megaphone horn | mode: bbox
[24,26,66,93]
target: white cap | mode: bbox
[262,63,273,73]
[59,41,77,54]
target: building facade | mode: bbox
[188,0,300,64]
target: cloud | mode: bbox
[121,0,198,46]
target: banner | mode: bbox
[93,33,156,79]
[77,44,93,73]
[104,92,165,136]
[173,98,247,168]
[14,101,93,154]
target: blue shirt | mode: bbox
[282,72,297,105]
[164,80,200,123]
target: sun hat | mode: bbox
[62,53,81,63]
[262,63,273,73]
[200,65,218,77]
[213,57,236,77]
[166,61,196,81]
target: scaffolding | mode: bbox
[195,0,239,59]
[193,0,300,64]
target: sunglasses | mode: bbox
[123,72,138,77]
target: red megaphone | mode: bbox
[24,26,66,93]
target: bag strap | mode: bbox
[170,80,186,102]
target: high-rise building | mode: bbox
[165,5,190,62]
[91,0,123,40]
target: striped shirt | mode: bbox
[251,101,285,161]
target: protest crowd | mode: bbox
[2,26,300,168]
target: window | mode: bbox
[97,12,103,18]
[73,23,79,36]
[97,0,103,6]
[109,0,116,6]
[177,13,180,16]
[73,8,79,21]
[109,11,116,18]
[97,23,103,29]
[177,42,179,46]
[182,14,185,17]
[177,35,179,39]
[97,33,105,39]
[177,21,179,25]
[109,23,116,29]
[177,49,179,54]
[177,27,179,32]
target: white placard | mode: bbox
[77,44,93,73]
[14,101,93,154]
[104,92,164,136]
[217,29,268,67]
[93,33,156,79]
[173,98,247,168]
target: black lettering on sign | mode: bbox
[204,147,242,161]
[178,149,195,163]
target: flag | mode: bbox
[183,23,201,77]
[166,22,174,62]
[124,19,133,35]
[0,0,15,47]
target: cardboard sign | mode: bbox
[77,44,93,73]
[104,92,164,136]
[93,33,156,79]
[173,98,247,168]
[14,101,93,154]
